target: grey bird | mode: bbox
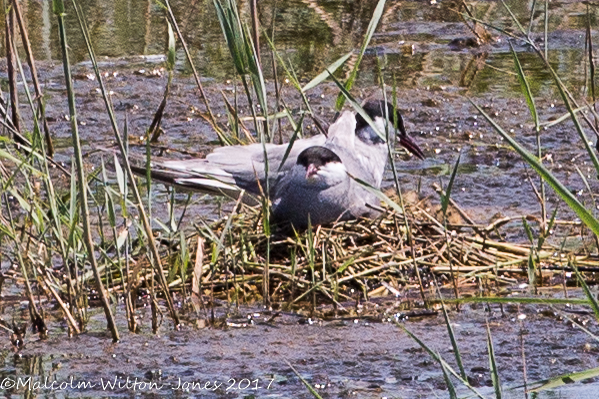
[271,145,378,229]
[137,101,424,228]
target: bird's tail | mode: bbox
[130,162,259,203]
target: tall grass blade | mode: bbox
[12,0,53,156]
[3,192,47,338]
[440,357,458,399]
[573,263,599,321]
[510,42,539,130]
[302,52,352,92]
[54,0,119,342]
[149,21,175,142]
[249,0,260,63]
[527,247,536,292]
[586,5,596,114]
[328,71,386,142]
[539,105,588,128]
[527,0,537,36]
[277,114,304,172]
[5,5,22,139]
[470,99,599,236]
[440,303,467,380]
[71,0,180,328]
[285,360,324,399]
[500,0,526,35]
[535,48,599,175]
[522,217,534,246]
[537,206,558,250]
[441,154,461,216]
[161,0,223,144]
[265,35,318,124]
[214,0,246,77]
[486,323,502,398]
[334,0,386,111]
[397,323,486,399]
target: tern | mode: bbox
[136,101,424,228]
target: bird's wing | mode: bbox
[131,160,251,201]
[155,134,326,196]
[346,181,382,220]
[325,110,356,150]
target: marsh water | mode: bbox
[1,0,599,397]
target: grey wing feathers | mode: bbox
[325,111,355,149]
[151,134,326,196]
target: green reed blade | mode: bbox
[470,99,599,237]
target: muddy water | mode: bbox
[1,294,598,398]
[2,0,599,398]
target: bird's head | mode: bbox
[297,146,346,185]
[355,100,425,160]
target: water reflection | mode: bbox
[2,1,597,95]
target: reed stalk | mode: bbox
[4,3,21,140]
[70,0,180,329]
[53,0,119,342]
[11,0,53,156]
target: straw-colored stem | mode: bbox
[70,0,180,329]
[54,0,119,342]
[162,0,225,144]
[4,4,21,138]
[11,0,53,156]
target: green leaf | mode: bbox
[52,0,65,15]
[530,366,599,392]
[441,153,461,216]
[349,174,404,215]
[510,42,539,130]
[302,52,352,92]
[0,149,44,177]
[335,0,386,110]
[470,99,599,237]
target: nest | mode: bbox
[160,188,599,308]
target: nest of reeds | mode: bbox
[161,187,599,309]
